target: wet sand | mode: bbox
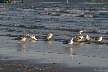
[0,59,107,72]
[0,34,108,72]
[0,35,108,72]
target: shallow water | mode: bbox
[0,1,108,69]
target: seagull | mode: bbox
[73,36,84,43]
[95,36,103,42]
[19,36,27,42]
[86,35,90,41]
[46,33,53,40]
[27,34,37,40]
[78,30,83,34]
[68,38,73,45]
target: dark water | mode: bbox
[0,1,108,69]
[0,2,108,37]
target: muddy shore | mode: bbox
[0,59,107,72]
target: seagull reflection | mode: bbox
[69,47,73,59]
[75,43,81,47]
[22,48,26,52]
[30,39,36,43]
[47,40,52,45]
[46,40,52,53]
[98,44,103,48]
[86,43,89,48]
[19,43,26,52]
[20,43,26,48]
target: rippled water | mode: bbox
[0,1,108,68]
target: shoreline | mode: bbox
[26,2,108,4]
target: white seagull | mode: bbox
[86,35,90,41]
[73,36,84,43]
[19,36,27,42]
[68,38,73,45]
[95,36,103,42]
[27,34,37,40]
[78,30,83,34]
[46,33,53,40]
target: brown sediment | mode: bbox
[0,59,107,72]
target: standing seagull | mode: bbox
[27,34,37,40]
[86,35,90,41]
[19,36,27,42]
[68,38,73,45]
[73,36,84,43]
[95,36,103,42]
[46,33,53,40]
[78,30,83,34]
